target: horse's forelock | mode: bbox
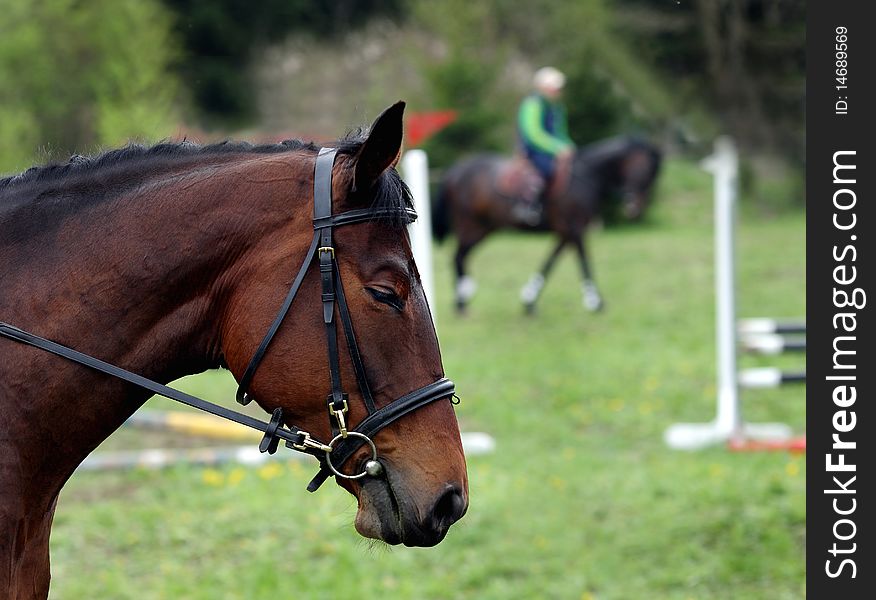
[369,168,414,228]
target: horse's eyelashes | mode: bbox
[366,287,405,311]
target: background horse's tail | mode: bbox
[431,174,452,243]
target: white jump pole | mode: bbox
[664,137,792,450]
[401,150,436,323]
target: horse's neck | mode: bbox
[569,152,618,203]
[0,157,308,479]
[15,204,173,366]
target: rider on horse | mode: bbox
[515,66,575,222]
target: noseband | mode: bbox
[0,147,456,492]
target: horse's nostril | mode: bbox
[430,485,467,531]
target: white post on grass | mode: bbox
[664,137,792,450]
[401,149,436,323]
[710,136,741,440]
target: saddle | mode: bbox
[493,153,573,205]
[493,156,544,204]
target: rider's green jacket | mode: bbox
[517,94,574,156]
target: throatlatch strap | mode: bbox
[235,231,320,405]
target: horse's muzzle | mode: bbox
[417,483,468,545]
[355,473,468,547]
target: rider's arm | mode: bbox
[518,97,573,156]
[552,104,574,145]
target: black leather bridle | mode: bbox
[0,147,456,492]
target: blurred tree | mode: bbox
[409,0,511,168]
[419,56,507,168]
[160,0,405,126]
[0,0,180,174]
[613,0,805,164]
[550,54,638,146]
[540,1,680,144]
[410,0,662,168]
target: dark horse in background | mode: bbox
[434,136,661,313]
[0,103,467,599]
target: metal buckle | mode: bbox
[328,397,349,437]
[318,246,335,259]
[289,431,333,454]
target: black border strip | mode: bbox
[807,3,874,596]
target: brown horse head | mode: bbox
[0,103,469,597]
[614,139,662,221]
[219,103,467,546]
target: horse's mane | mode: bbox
[0,139,314,193]
[0,131,413,228]
[575,135,659,168]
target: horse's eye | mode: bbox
[366,287,405,311]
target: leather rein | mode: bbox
[0,147,456,492]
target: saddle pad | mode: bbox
[494,157,543,202]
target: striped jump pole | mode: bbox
[125,410,261,441]
[77,445,284,472]
[738,318,806,336]
[78,432,496,473]
[740,333,806,355]
[738,367,806,389]
[89,411,496,473]
[664,137,793,450]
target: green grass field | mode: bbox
[49,159,806,599]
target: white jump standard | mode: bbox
[664,137,795,450]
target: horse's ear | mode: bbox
[354,101,405,192]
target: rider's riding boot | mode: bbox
[512,200,542,225]
[512,172,546,225]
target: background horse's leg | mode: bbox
[571,234,605,311]
[520,237,566,315]
[454,235,485,313]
